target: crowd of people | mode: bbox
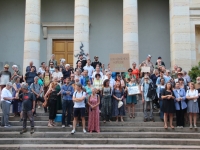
[0,54,199,135]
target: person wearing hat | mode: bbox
[91,56,102,69]
[141,55,154,74]
[0,64,12,91]
[1,82,16,127]
[18,84,36,134]
[174,72,187,86]
[141,75,155,122]
[76,54,87,70]
[155,56,165,67]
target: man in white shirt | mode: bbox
[104,71,115,89]
[92,66,103,80]
[1,82,15,127]
[83,59,94,77]
[71,83,86,134]
[38,62,46,75]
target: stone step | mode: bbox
[0,138,200,145]
[1,144,200,150]
[0,132,200,139]
[5,121,185,127]
[0,111,160,117]
[3,116,196,122]
[0,126,198,133]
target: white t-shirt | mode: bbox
[49,68,55,74]
[1,88,12,103]
[73,91,86,108]
[83,65,94,77]
[38,67,45,75]
[92,71,104,79]
[52,72,63,80]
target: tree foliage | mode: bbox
[188,62,200,82]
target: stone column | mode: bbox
[74,0,89,67]
[123,0,139,66]
[23,0,41,74]
[170,0,193,71]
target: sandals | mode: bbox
[164,125,168,129]
[129,114,132,118]
[103,120,106,123]
[170,126,175,129]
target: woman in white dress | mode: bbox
[186,82,199,129]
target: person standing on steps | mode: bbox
[141,75,155,122]
[71,83,87,134]
[173,82,187,128]
[186,82,199,129]
[61,77,74,128]
[18,84,35,134]
[112,81,125,122]
[88,88,100,133]
[101,79,112,123]
[126,77,137,118]
[161,82,175,129]
[44,81,59,127]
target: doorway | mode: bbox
[52,40,74,67]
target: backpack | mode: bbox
[74,91,86,103]
[143,82,156,100]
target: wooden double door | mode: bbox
[53,40,74,67]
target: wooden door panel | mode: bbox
[53,40,74,67]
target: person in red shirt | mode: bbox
[132,62,139,80]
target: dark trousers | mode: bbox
[62,100,73,125]
[176,107,186,127]
[33,96,47,114]
[22,110,34,129]
[159,100,164,120]
[49,99,57,120]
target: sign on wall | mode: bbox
[110,54,130,72]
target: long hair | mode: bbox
[103,79,109,87]
[51,81,58,89]
[114,80,123,92]
[165,82,173,91]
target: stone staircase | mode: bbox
[0,100,200,150]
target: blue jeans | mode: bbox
[62,100,73,125]
[159,100,164,120]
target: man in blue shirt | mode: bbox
[80,70,92,86]
[61,77,74,127]
[156,71,168,86]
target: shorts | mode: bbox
[73,108,85,117]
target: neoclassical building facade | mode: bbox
[0,0,200,73]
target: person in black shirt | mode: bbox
[62,64,72,80]
[18,84,36,134]
[76,54,87,69]
[91,56,102,69]
[155,56,165,67]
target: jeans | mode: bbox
[62,100,73,125]
[1,101,11,126]
[22,110,34,129]
[144,101,153,119]
[159,100,164,120]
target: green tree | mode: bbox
[188,62,200,82]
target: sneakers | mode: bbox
[62,125,65,128]
[19,118,23,122]
[150,118,155,122]
[194,125,197,129]
[190,124,193,129]
[4,125,11,128]
[30,128,34,134]
[68,124,72,127]
[20,129,27,134]
[71,129,76,134]
[83,129,87,134]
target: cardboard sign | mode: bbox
[127,86,140,95]
[141,67,150,73]
[110,54,130,72]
